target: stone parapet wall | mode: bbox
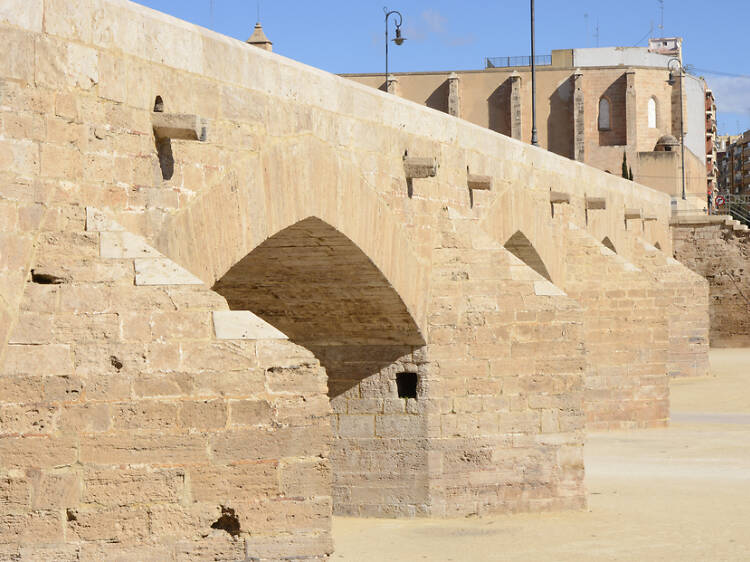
[672,216,750,347]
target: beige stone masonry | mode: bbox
[151,112,205,141]
[212,310,288,340]
[0,0,713,557]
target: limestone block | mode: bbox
[586,196,606,210]
[100,232,161,259]
[0,0,43,32]
[86,207,125,232]
[467,173,492,191]
[533,280,566,297]
[0,29,35,82]
[134,258,203,286]
[152,113,206,141]
[35,37,99,90]
[212,310,287,340]
[625,208,642,219]
[403,156,437,179]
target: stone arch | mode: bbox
[504,230,552,281]
[211,215,429,516]
[212,216,426,396]
[151,137,430,338]
[602,236,617,253]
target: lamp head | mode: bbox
[667,72,675,86]
[393,27,405,45]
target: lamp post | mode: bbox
[384,8,405,93]
[530,0,538,146]
[668,57,686,200]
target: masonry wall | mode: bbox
[626,238,710,377]
[0,0,710,558]
[673,218,750,347]
[0,211,332,560]
[424,222,586,515]
[561,223,669,429]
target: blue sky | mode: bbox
[136,0,750,136]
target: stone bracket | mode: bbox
[644,215,658,222]
[550,191,570,204]
[403,156,438,179]
[467,173,492,191]
[625,208,642,220]
[152,112,207,141]
[586,197,606,210]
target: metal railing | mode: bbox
[485,54,552,69]
[729,205,750,227]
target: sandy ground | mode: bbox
[332,349,750,561]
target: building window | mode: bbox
[648,97,657,128]
[598,97,611,130]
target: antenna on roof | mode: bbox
[584,13,589,46]
[657,0,664,33]
[634,21,654,46]
[594,19,600,47]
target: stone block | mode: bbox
[152,112,206,141]
[212,310,287,340]
[0,0,43,32]
[134,258,203,286]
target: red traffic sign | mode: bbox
[715,195,725,207]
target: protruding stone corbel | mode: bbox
[643,215,658,222]
[467,173,492,191]
[625,208,642,220]
[585,196,606,210]
[550,191,570,204]
[152,113,207,142]
[403,156,438,179]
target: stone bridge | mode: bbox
[0,1,708,559]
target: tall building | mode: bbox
[343,38,712,211]
[717,131,750,195]
[705,88,718,194]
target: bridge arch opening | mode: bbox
[504,230,552,281]
[212,216,428,516]
[602,236,617,253]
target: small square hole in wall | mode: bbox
[396,372,418,399]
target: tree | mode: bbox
[629,166,634,181]
[621,152,629,179]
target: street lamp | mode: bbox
[530,0,539,146]
[667,57,686,201]
[384,7,405,93]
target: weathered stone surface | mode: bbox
[134,258,203,285]
[212,310,287,340]
[0,0,712,559]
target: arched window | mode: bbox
[647,97,657,128]
[598,97,611,130]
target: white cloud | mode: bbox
[705,75,750,115]
[421,9,446,33]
